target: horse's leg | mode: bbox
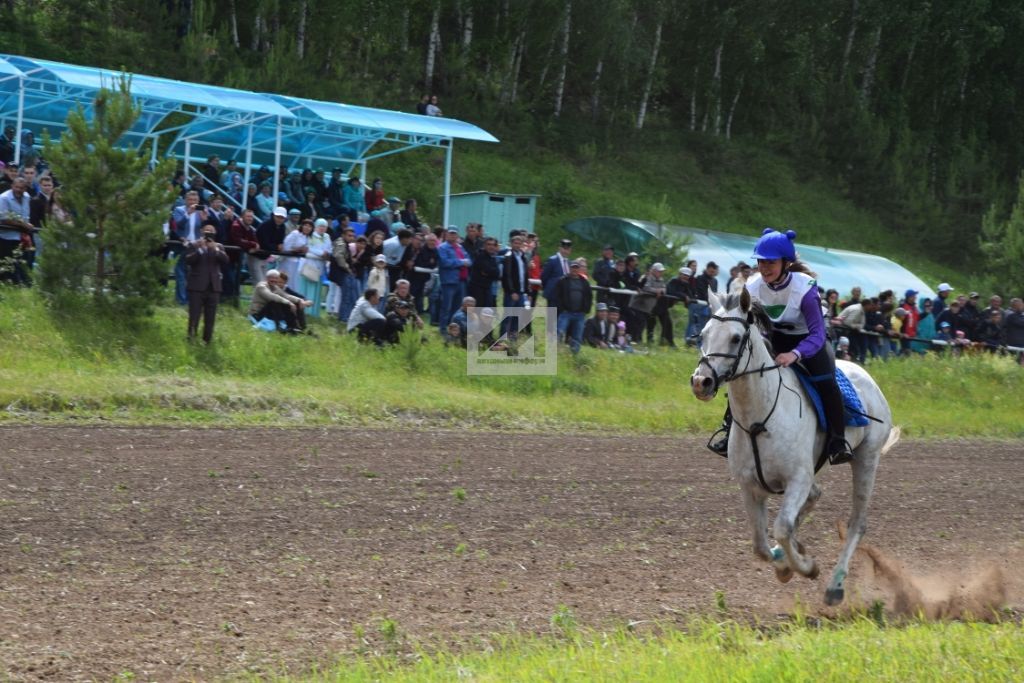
[773,473,819,579]
[792,482,822,555]
[741,484,772,562]
[825,447,880,605]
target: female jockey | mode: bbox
[709,228,855,465]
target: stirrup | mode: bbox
[827,437,854,465]
[707,427,729,458]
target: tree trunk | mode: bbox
[401,7,409,53]
[425,2,441,89]
[251,13,262,52]
[860,25,881,103]
[590,57,604,122]
[462,3,474,49]
[228,0,240,48]
[94,216,105,300]
[510,31,526,103]
[553,1,572,118]
[839,0,859,82]
[900,42,916,92]
[725,75,744,140]
[296,0,307,59]
[712,41,724,136]
[636,19,663,130]
[690,66,699,131]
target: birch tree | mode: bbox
[425,1,441,88]
[296,0,307,59]
[636,17,663,130]
[553,1,572,118]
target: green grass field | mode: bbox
[1,288,1021,438]
[264,618,1023,682]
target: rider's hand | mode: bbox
[775,352,798,367]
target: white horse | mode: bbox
[690,288,900,605]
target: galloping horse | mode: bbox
[690,288,900,605]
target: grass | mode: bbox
[1,288,1021,438]
[260,618,1024,682]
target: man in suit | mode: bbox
[541,238,573,303]
[172,190,207,305]
[185,224,229,343]
[501,233,530,337]
[592,244,617,305]
[467,236,500,307]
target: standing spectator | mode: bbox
[342,177,366,220]
[935,298,969,338]
[255,207,288,283]
[367,253,390,301]
[185,225,229,343]
[0,161,18,193]
[501,233,530,335]
[552,261,593,353]
[280,219,311,284]
[365,178,386,212]
[284,207,302,234]
[835,297,870,363]
[0,177,31,285]
[667,267,694,303]
[462,223,483,258]
[172,191,208,305]
[525,233,542,307]
[840,286,863,310]
[28,173,54,228]
[932,282,954,317]
[382,228,413,286]
[541,238,573,302]
[199,155,221,187]
[976,310,1005,352]
[425,94,443,117]
[1004,298,1024,364]
[227,207,259,303]
[823,289,840,318]
[468,236,500,307]
[437,228,472,328]
[592,244,617,304]
[962,293,982,338]
[326,168,345,216]
[382,196,403,230]
[297,218,330,316]
[329,226,357,321]
[620,254,644,341]
[981,295,1003,320]
[912,298,937,354]
[900,289,921,355]
[689,261,719,344]
[411,231,439,319]
[255,182,276,221]
[641,263,675,347]
[0,126,16,164]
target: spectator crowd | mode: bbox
[1,133,1022,365]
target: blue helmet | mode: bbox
[751,228,797,261]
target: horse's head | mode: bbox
[691,287,760,400]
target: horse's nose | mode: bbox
[701,377,713,388]
[691,374,715,400]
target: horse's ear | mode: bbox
[707,290,721,311]
[740,286,751,313]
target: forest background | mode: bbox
[2,0,1023,291]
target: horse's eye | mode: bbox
[731,334,741,345]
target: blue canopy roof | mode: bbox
[0,53,498,170]
[564,216,937,300]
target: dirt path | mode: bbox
[0,427,1021,681]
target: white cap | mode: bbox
[937,282,954,292]
[651,262,666,271]
[272,207,288,218]
[679,267,693,276]
[314,218,328,228]
[838,336,850,346]
[373,254,386,263]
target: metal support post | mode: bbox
[442,139,453,229]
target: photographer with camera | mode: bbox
[184,223,229,343]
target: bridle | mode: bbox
[695,310,790,495]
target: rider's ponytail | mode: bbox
[786,260,817,279]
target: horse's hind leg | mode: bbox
[825,448,880,605]
[773,474,819,579]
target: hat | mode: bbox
[272,207,288,218]
[373,254,386,263]
[602,244,614,251]
[651,262,666,271]
[894,308,908,317]
[391,222,406,230]
[939,321,951,328]
[314,218,328,228]
[838,336,850,346]
[904,289,918,299]
[616,321,626,330]
[679,267,693,276]
[446,227,459,234]
[288,208,301,215]
[560,239,573,247]
[969,292,979,299]
[569,261,582,269]
[396,300,412,309]
[627,251,639,258]
[596,303,608,311]
[956,330,966,338]
[937,283,954,292]
[608,306,620,313]
[706,261,719,269]
[387,196,402,204]
[278,192,289,200]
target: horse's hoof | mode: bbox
[775,565,794,583]
[825,586,845,606]
[803,561,820,580]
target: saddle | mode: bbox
[791,366,870,431]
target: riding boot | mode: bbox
[817,378,854,465]
[707,404,732,457]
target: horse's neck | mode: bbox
[727,337,783,420]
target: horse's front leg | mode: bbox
[740,484,772,562]
[826,447,880,605]
[773,473,819,579]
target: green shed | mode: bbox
[441,191,540,244]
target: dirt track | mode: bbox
[0,426,1021,681]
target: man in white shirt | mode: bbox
[347,287,388,344]
[0,177,32,284]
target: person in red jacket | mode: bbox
[900,289,921,355]
[526,233,542,307]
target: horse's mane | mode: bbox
[721,293,775,356]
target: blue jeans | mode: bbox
[557,311,586,353]
[686,302,708,342]
[337,273,361,322]
[439,281,466,329]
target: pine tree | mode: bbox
[39,77,175,316]
[979,175,1024,297]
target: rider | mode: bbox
[708,228,855,465]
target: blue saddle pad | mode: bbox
[794,367,870,430]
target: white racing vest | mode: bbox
[746,271,816,336]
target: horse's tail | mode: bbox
[880,426,901,456]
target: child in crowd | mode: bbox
[367,253,389,309]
